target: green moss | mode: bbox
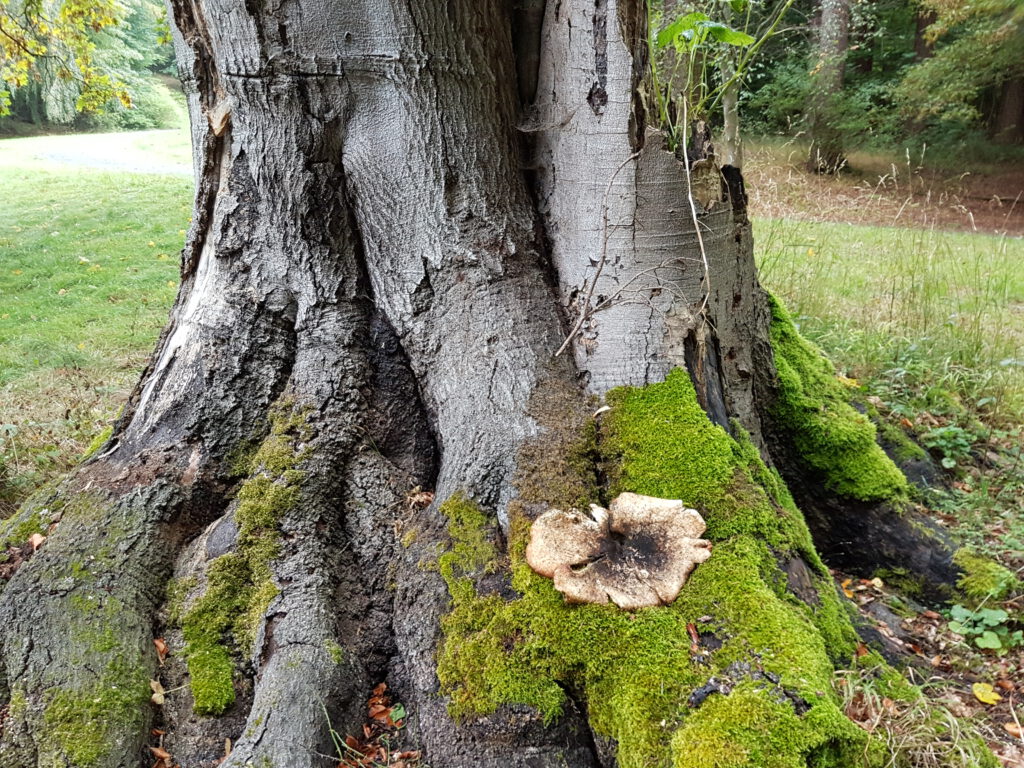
[437,370,867,768]
[953,549,1019,603]
[42,655,148,768]
[0,509,47,549]
[81,425,113,460]
[767,296,908,502]
[325,639,345,665]
[178,399,310,716]
[671,683,863,768]
[875,420,928,463]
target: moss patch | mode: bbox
[437,370,866,768]
[768,295,907,503]
[953,549,1020,603]
[43,654,149,768]
[179,400,310,716]
[0,508,47,549]
[81,425,113,461]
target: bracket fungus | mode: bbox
[525,492,712,610]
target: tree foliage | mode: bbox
[0,0,128,114]
[896,0,1024,125]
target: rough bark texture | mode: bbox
[0,0,964,766]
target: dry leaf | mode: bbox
[1004,722,1023,738]
[841,578,854,599]
[153,637,169,663]
[150,679,166,706]
[973,682,1002,706]
[855,642,869,658]
[148,745,172,760]
[995,679,1016,692]
[28,533,45,551]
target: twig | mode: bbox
[1011,694,1024,748]
[555,150,642,357]
[681,97,712,318]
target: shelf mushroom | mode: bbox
[525,492,712,610]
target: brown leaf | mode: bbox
[28,533,46,551]
[921,610,941,620]
[154,637,169,663]
[372,682,387,697]
[149,746,172,760]
[856,642,869,658]
[1004,722,1023,738]
[996,679,1016,692]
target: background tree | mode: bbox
[0,1,980,767]
[806,0,850,172]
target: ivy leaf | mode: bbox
[972,682,1002,705]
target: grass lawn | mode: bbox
[755,217,1024,423]
[0,133,192,509]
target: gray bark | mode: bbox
[0,0,957,766]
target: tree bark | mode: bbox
[807,0,850,173]
[0,1,964,766]
[993,76,1024,144]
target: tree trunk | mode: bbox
[0,1,963,767]
[807,0,850,173]
[993,76,1024,144]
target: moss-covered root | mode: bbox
[0,489,158,768]
[177,401,310,715]
[766,295,908,503]
[437,370,879,768]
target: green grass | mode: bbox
[755,217,1024,424]
[0,133,191,510]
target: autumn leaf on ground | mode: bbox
[150,679,166,706]
[973,682,1002,705]
[153,637,169,664]
[1005,722,1023,738]
[28,533,45,551]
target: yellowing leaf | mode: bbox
[147,241,156,247]
[149,679,165,705]
[841,578,854,599]
[972,682,1002,705]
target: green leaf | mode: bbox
[702,22,756,46]
[976,631,1003,650]
[656,12,710,48]
[948,620,969,634]
[941,456,957,469]
[978,608,1009,626]
[729,0,749,13]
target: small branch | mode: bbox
[555,150,642,357]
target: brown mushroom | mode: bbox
[525,492,712,610]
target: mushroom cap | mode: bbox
[525,493,712,610]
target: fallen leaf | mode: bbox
[995,679,1016,692]
[154,637,169,663]
[921,610,941,620]
[856,643,869,658]
[1005,722,1023,738]
[28,533,45,551]
[148,745,171,760]
[841,578,854,599]
[150,679,165,706]
[973,682,1002,706]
